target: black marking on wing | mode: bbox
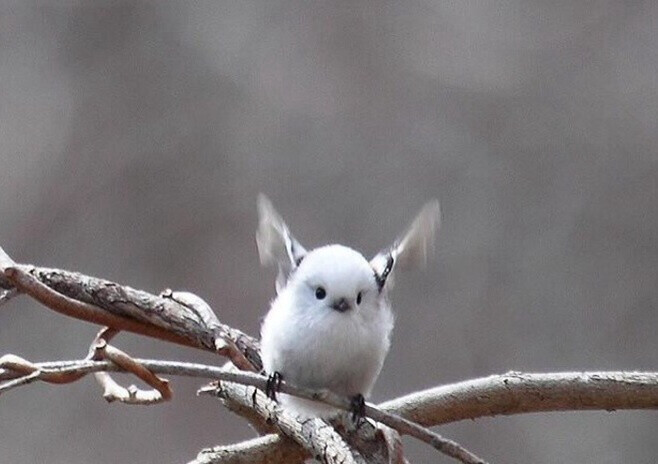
[375,254,395,292]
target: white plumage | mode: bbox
[257,195,439,417]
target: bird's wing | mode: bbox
[370,200,440,290]
[256,194,307,293]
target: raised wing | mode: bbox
[370,200,440,291]
[256,194,307,293]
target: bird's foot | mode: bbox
[349,393,366,425]
[265,371,283,401]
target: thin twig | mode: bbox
[0,370,42,393]
[0,354,87,385]
[88,327,173,404]
[363,405,486,464]
[101,343,173,403]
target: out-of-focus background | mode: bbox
[1,2,656,463]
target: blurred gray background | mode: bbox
[1,2,657,463]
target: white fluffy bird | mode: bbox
[257,195,440,417]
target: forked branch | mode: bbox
[3,355,658,463]
[3,245,658,464]
[0,245,485,463]
[0,246,259,371]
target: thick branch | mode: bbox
[379,371,658,426]
[211,369,367,464]
[0,246,260,371]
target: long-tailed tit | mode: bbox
[257,195,440,417]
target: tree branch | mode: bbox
[88,328,174,404]
[199,370,658,464]
[4,356,658,463]
[214,373,367,464]
[0,356,484,463]
[4,246,657,463]
[190,435,305,464]
[0,246,260,371]
[379,371,658,426]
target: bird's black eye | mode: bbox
[356,292,362,305]
[315,287,326,300]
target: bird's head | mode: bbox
[287,244,379,316]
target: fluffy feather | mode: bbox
[257,196,439,417]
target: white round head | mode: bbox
[286,244,380,316]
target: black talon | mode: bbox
[265,371,282,401]
[349,393,366,425]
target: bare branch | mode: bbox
[197,377,276,436]
[5,247,658,462]
[211,370,367,464]
[0,246,260,370]
[202,370,486,463]
[190,435,305,464]
[87,328,173,404]
[10,358,658,463]
[362,406,485,464]
[0,369,42,393]
[162,290,259,372]
[0,358,455,463]
[0,354,87,390]
[199,370,658,464]
[379,371,658,426]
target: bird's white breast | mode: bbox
[260,282,394,416]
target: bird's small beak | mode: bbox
[331,298,351,313]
